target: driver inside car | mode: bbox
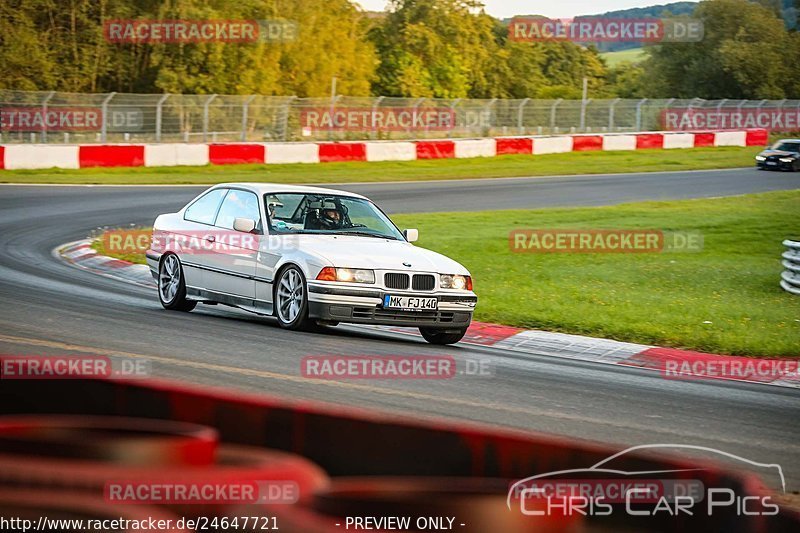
[306,199,346,230]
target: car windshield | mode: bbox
[265,193,404,240]
[771,141,800,152]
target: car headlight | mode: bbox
[779,158,795,163]
[316,267,375,284]
[440,274,472,291]
[755,155,766,161]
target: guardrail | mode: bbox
[781,239,800,296]
[0,129,769,170]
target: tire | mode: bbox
[274,265,315,331]
[419,327,468,345]
[158,253,197,312]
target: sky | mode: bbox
[354,1,702,19]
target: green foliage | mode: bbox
[0,0,796,99]
[642,0,799,98]
[0,0,377,96]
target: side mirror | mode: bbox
[233,217,257,233]
[404,229,419,243]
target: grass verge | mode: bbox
[4,147,760,185]
[93,190,799,357]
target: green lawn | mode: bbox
[392,191,800,357]
[3,147,760,185]
[601,47,647,66]
[95,190,800,357]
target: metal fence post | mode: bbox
[155,94,170,142]
[448,99,461,137]
[411,97,425,136]
[486,98,497,134]
[662,98,676,131]
[608,98,620,132]
[580,99,592,131]
[41,91,55,143]
[202,94,217,143]
[371,96,385,139]
[635,98,647,132]
[280,97,296,141]
[241,95,256,142]
[517,98,530,134]
[550,99,563,132]
[100,92,116,143]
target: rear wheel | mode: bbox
[158,254,196,312]
[419,327,468,345]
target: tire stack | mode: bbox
[780,239,800,295]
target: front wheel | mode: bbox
[158,254,196,311]
[419,327,468,345]
[274,265,315,331]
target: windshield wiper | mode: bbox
[338,231,399,240]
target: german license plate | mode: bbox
[767,161,777,166]
[383,295,438,310]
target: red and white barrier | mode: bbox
[533,136,573,154]
[0,129,767,170]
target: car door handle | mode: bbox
[206,236,216,242]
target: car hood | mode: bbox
[283,235,470,275]
[760,150,798,157]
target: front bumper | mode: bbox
[757,160,795,171]
[307,281,476,330]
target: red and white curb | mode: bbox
[57,239,799,389]
[56,240,154,289]
[3,129,767,170]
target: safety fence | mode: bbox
[1,90,798,144]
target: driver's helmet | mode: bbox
[316,199,344,229]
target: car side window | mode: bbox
[215,189,261,230]
[184,189,227,225]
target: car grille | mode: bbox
[412,274,436,291]
[351,307,461,323]
[384,273,410,290]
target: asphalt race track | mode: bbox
[1,167,798,491]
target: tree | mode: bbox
[641,0,796,99]
[369,0,504,98]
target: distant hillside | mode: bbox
[589,2,698,52]
[596,1,698,18]
[505,1,796,53]
[600,48,647,66]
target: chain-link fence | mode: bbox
[1,91,798,144]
